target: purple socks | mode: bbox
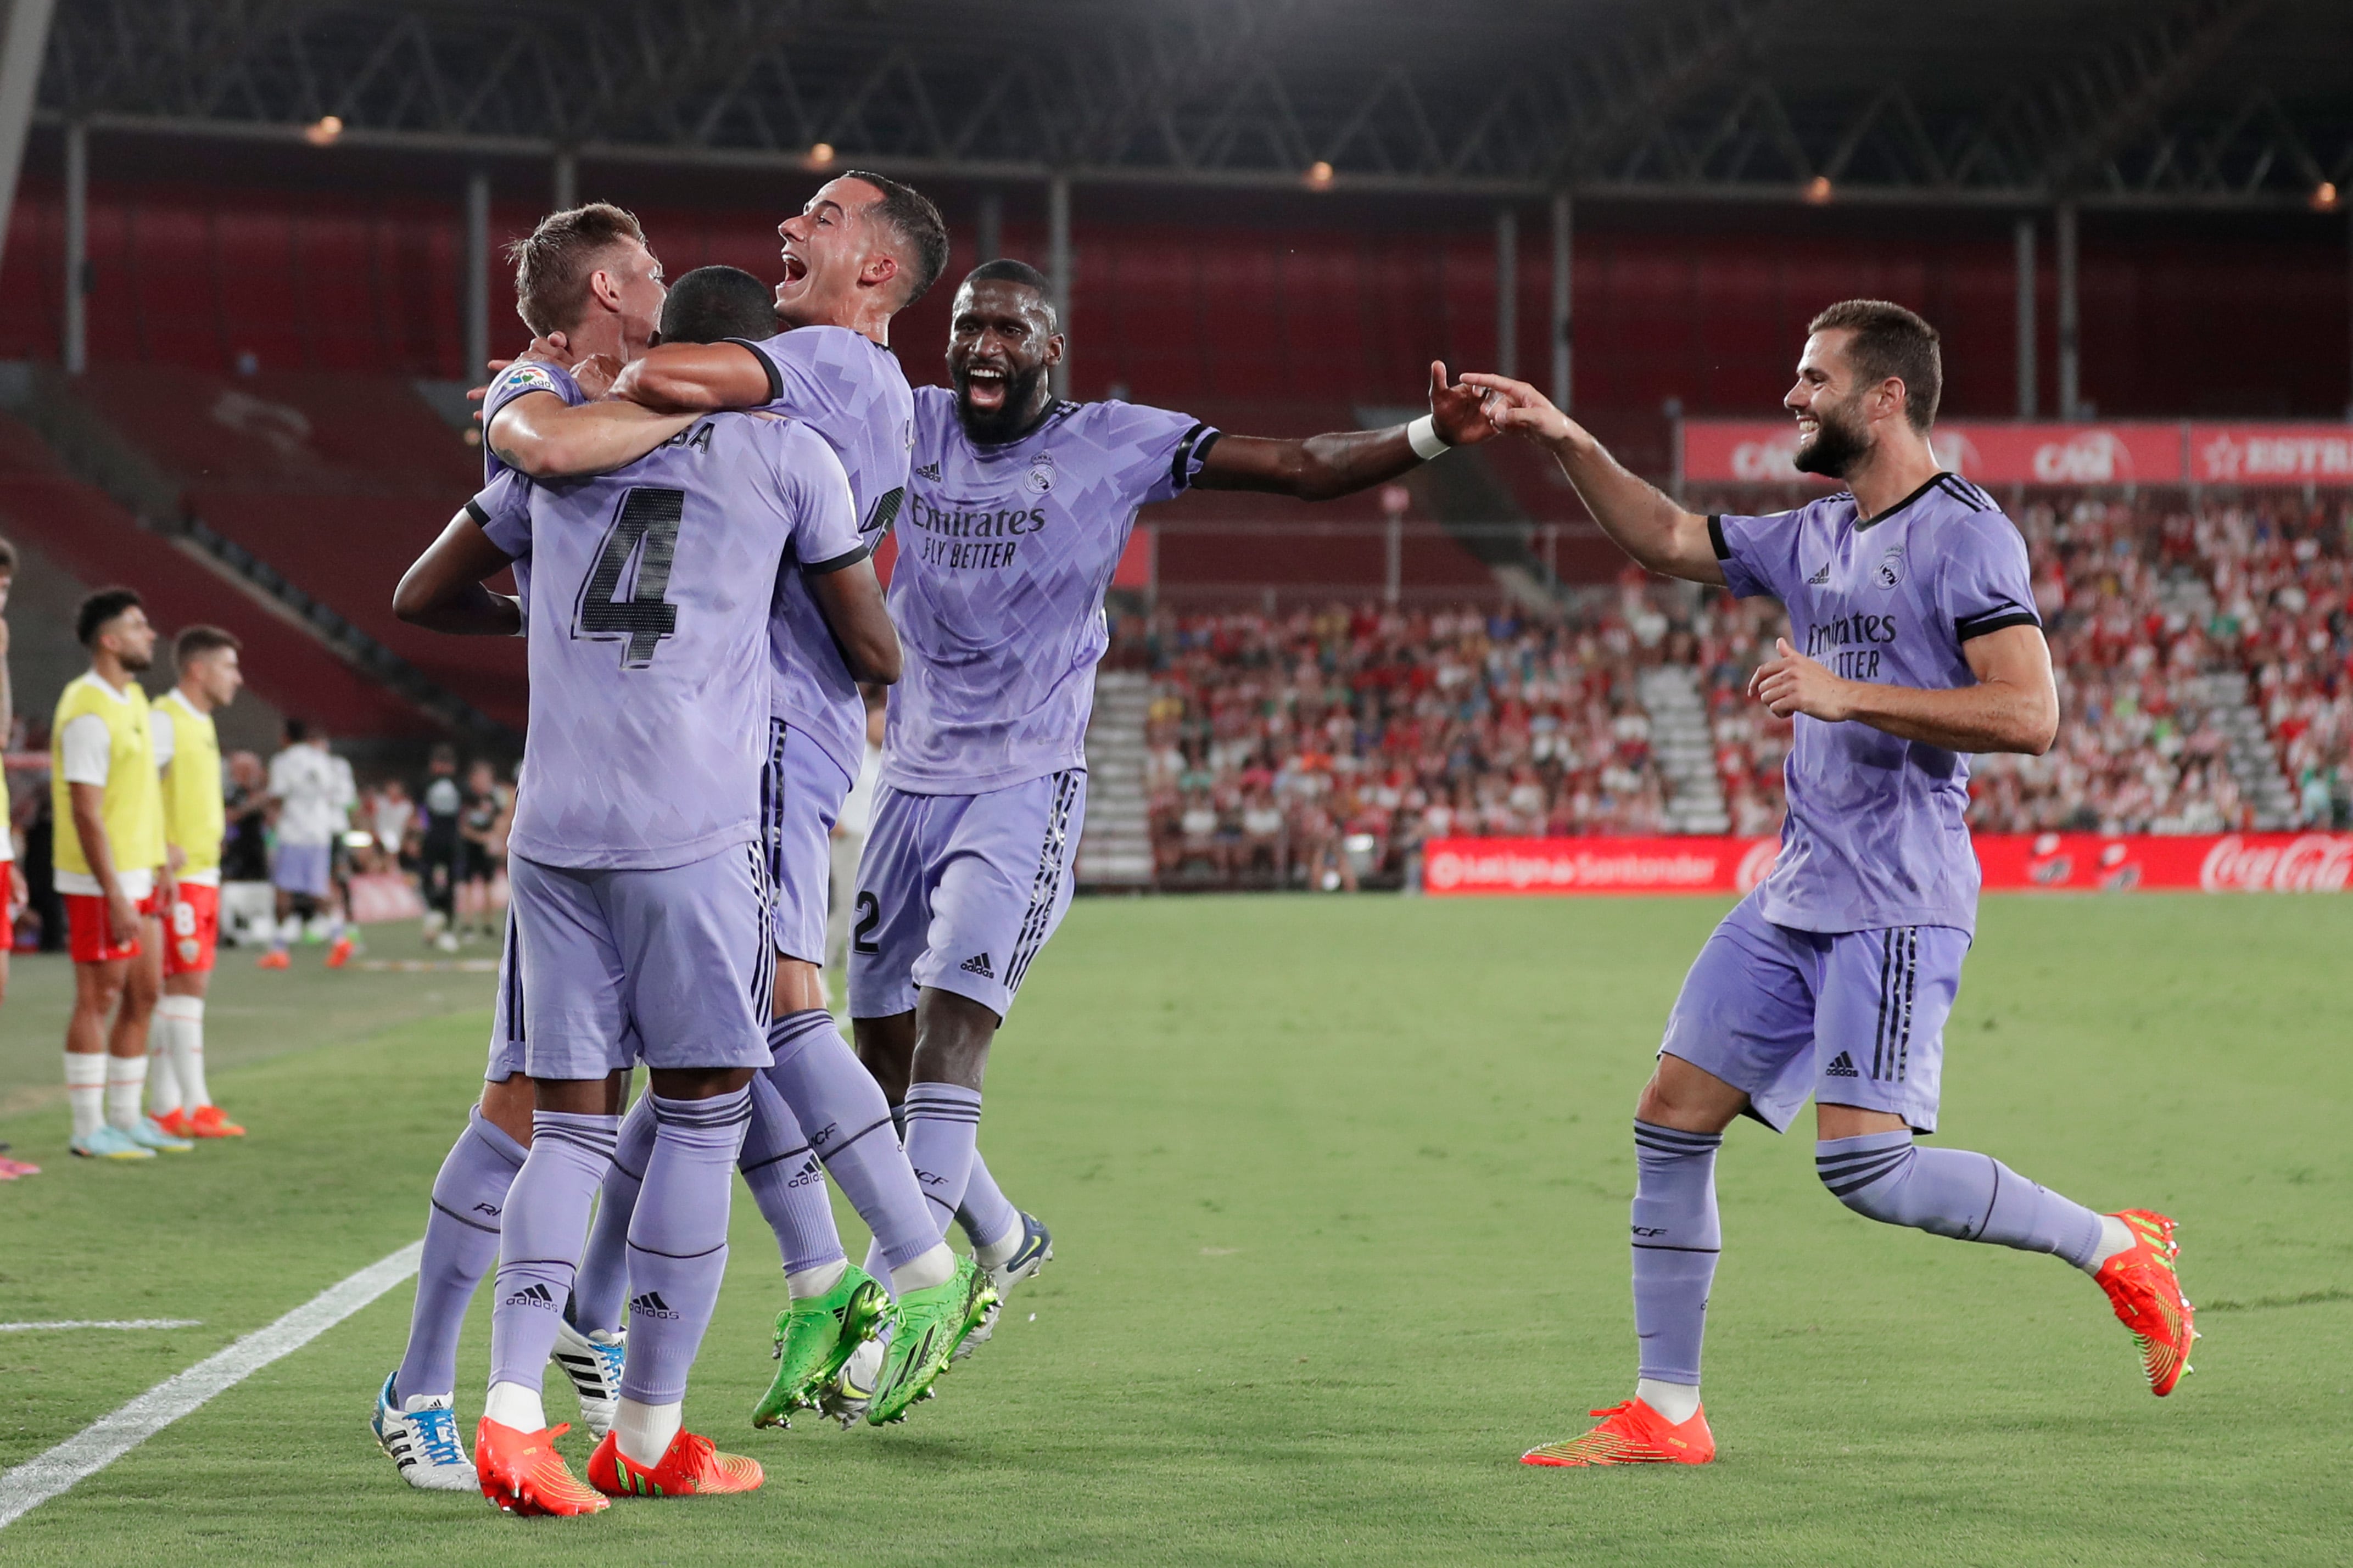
[766,1009,939,1273]
[620,1088,752,1407]
[395,1106,527,1403]
[739,1071,846,1278]
[957,1149,1021,1254]
[1630,1121,1722,1388]
[486,1110,618,1396]
[569,1102,649,1339]
[1815,1130,2103,1267]
[901,1082,983,1237]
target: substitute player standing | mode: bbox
[148,625,247,1140]
[258,719,355,970]
[1466,300,2195,1468]
[53,590,186,1159]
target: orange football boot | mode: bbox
[2093,1209,2196,1396]
[1522,1397,1715,1467]
[325,934,355,968]
[152,1108,195,1139]
[475,1418,607,1516]
[187,1104,245,1138]
[586,1429,763,1499]
[255,950,290,970]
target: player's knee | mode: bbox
[1816,1136,1920,1225]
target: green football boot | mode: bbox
[867,1258,996,1425]
[751,1264,891,1429]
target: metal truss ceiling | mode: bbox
[31,0,2353,208]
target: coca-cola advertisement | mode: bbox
[1685,419,2353,490]
[1421,833,2353,897]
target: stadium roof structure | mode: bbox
[21,0,2353,211]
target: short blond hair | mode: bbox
[507,203,647,336]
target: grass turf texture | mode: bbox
[1,894,2348,1565]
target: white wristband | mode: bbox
[1406,415,1451,462]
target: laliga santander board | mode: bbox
[1420,833,2353,897]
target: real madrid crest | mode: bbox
[1024,452,1057,495]
[1874,544,1905,589]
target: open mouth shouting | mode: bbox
[961,361,1011,412]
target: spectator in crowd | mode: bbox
[455,758,510,943]
[415,744,466,951]
[259,718,356,970]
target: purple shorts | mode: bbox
[847,770,1086,1022]
[487,908,525,1080]
[271,841,332,899]
[1659,892,1969,1135]
[762,717,853,965]
[507,844,774,1080]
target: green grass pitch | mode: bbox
[1,894,2348,1565]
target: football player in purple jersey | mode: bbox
[1468,299,2194,1469]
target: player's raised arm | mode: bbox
[394,506,523,637]
[1460,372,1724,586]
[1193,360,1499,501]
[608,340,776,415]
[1748,620,2059,756]
[484,387,696,481]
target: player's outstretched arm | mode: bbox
[1459,373,1724,586]
[1748,623,2059,755]
[1193,361,1499,501]
[805,558,902,685]
[609,342,775,416]
[484,393,697,481]
[393,509,523,637]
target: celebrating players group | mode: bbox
[373,170,2196,1510]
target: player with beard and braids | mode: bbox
[1465,299,2195,1469]
[796,258,1502,1420]
[370,202,688,1492]
[392,265,897,1512]
[500,173,987,1430]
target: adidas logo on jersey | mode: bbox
[629,1291,680,1321]
[959,952,996,979]
[1824,1051,1860,1078]
[1807,563,1831,584]
[915,460,942,481]
[502,1282,557,1309]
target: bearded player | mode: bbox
[1465,300,2195,1469]
[503,173,985,1429]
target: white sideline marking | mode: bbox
[0,1240,421,1530]
[0,1320,205,1332]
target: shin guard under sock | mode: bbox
[619,1088,752,1407]
[765,1008,938,1274]
[485,1110,618,1394]
[1816,1131,2103,1268]
[1630,1121,1723,1389]
[396,1107,527,1403]
[740,1071,846,1277]
[901,1082,983,1239]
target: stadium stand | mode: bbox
[66,365,524,729]
[1140,495,2353,887]
[0,410,429,738]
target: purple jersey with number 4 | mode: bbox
[1712,472,2041,936]
[471,412,863,870]
[731,327,914,782]
[886,389,1219,793]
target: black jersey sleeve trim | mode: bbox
[722,338,784,403]
[1170,422,1215,491]
[1708,514,1732,560]
[802,542,872,576]
[463,498,491,528]
[1955,608,2040,641]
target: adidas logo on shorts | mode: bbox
[1824,1051,1860,1078]
[959,952,996,979]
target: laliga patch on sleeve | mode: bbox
[498,363,559,397]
